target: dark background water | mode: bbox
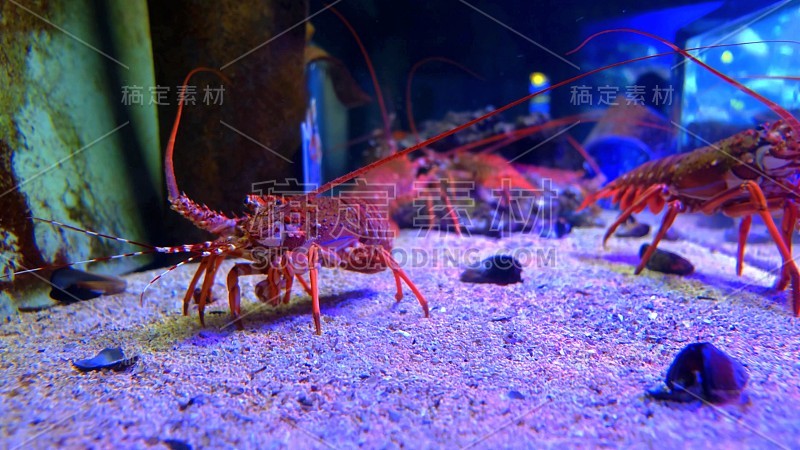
[308,0,773,137]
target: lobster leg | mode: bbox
[603,184,665,246]
[392,270,404,301]
[294,272,313,297]
[440,176,463,237]
[776,200,799,291]
[379,247,430,317]
[267,265,282,304]
[736,216,752,277]
[226,262,269,330]
[282,250,316,298]
[182,258,210,315]
[308,244,322,335]
[717,182,800,314]
[282,260,295,305]
[196,256,224,326]
[636,200,683,275]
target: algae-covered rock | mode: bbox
[0,1,160,315]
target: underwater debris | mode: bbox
[549,218,573,239]
[72,347,139,372]
[163,439,193,450]
[615,217,650,238]
[49,268,127,303]
[460,255,522,285]
[647,342,748,404]
[508,390,525,400]
[639,244,694,276]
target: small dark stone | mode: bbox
[647,342,748,404]
[503,332,523,345]
[72,347,138,372]
[460,255,522,285]
[508,390,525,400]
[230,387,245,396]
[298,395,314,407]
[616,222,650,238]
[639,244,694,276]
[178,396,205,411]
[388,410,402,422]
[539,218,572,239]
[49,268,126,303]
[163,439,192,450]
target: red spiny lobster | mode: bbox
[17,30,799,331]
[158,68,433,334]
[575,30,800,316]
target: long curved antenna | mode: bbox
[328,6,394,151]
[165,67,238,235]
[405,57,485,143]
[567,30,800,136]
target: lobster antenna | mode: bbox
[406,57,485,143]
[567,30,800,136]
[311,50,678,197]
[164,67,239,235]
[165,67,231,201]
[328,6,393,151]
[31,218,157,249]
[140,255,200,306]
[6,217,160,279]
[741,75,800,81]
[9,251,156,278]
[312,39,799,197]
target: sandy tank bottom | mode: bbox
[1,212,799,449]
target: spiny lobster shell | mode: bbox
[582,121,800,215]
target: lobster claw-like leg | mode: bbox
[776,200,799,293]
[602,185,666,247]
[181,255,225,327]
[705,181,800,315]
[226,262,269,330]
[334,244,429,315]
[636,200,684,275]
[226,253,315,330]
[736,216,752,277]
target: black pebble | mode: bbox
[508,390,525,400]
[49,268,127,303]
[647,342,748,404]
[72,347,138,372]
[460,255,522,285]
[639,244,694,276]
[616,222,650,238]
[163,439,193,450]
[539,218,572,239]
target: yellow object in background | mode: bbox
[530,72,548,87]
[529,72,550,115]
